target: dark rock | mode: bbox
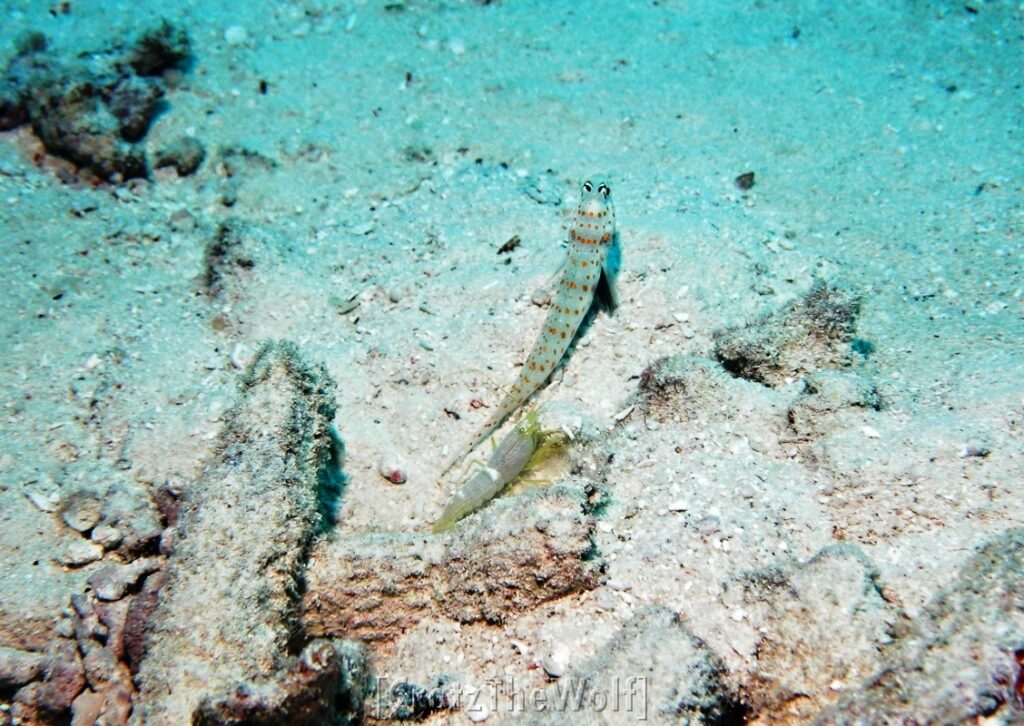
[14,640,86,717]
[154,136,205,176]
[123,570,164,674]
[108,75,163,142]
[127,20,191,77]
[0,21,192,181]
[0,646,47,688]
[735,171,755,190]
[379,678,454,721]
[713,281,861,387]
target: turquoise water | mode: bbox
[0,1,1021,723]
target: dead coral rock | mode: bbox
[513,607,742,724]
[13,640,86,721]
[787,370,881,437]
[0,646,47,688]
[97,484,162,557]
[130,341,355,725]
[436,483,600,624]
[303,482,601,641]
[58,538,104,567]
[193,639,368,726]
[70,689,105,726]
[304,533,441,642]
[87,557,161,602]
[635,355,732,423]
[713,282,862,387]
[69,592,135,726]
[122,570,164,674]
[818,527,1024,723]
[736,544,895,722]
[94,599,130,661]
[0,21,190,181]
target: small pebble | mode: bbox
[60,539,104,566]
[378,454,407,485]
[224,25,248,46]
[697,515,721,535]
[90,524,123,549]
[542,653,566,678]
[668,500,688,512]
[959,445,990,458]
[27,490,60,513]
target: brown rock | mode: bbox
[303,481,601,641]
[0,646,47,688]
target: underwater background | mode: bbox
[0,0,1022,723]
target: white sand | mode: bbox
[1,0,1022,721]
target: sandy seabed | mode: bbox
[0,1,1022,724]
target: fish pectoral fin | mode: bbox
[596,263,619,312]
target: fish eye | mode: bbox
[598,183,610,197]
[582,181,593,193]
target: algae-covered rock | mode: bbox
[130,341,365,725]
[713,282,861,387]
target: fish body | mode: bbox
[439,178,617,480]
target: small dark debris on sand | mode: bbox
[735,170,755,190]
[0,21,192,182]
[201,220,259,299]
[713,281,862,387]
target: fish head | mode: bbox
[571,178,616,246]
